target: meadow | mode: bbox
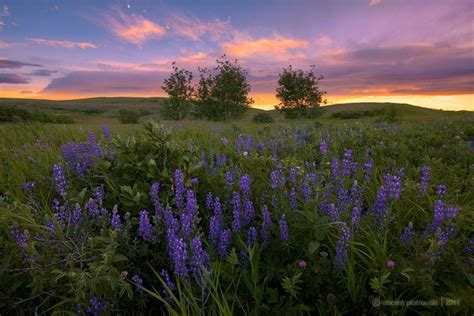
[0,100,473,315]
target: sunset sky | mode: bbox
[0,0,472,110]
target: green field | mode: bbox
[0,100,473,314]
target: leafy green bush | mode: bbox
[0,106,74,123]
[118,109,140,124]
[252,112,274,123]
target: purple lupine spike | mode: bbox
[217,228,232,258]
[94,186,105,206]
[240,174,251,196]
[209,212,223,246]
[341,149,353,176]
[364,159,374,181]
[334,222,350,269]
[327,203,339,223]
[206,192,213,210]
[330,158,339,178]
[260,205,272,240]
[9,223,30,248]
[180,189,198,240]
[70,203,82,227]
[384,173,402,200]
[85,198,100,218]
[88,131,102,158]
[190,237,210,277]
[85,297,105,316]
[431,200,445,230]
[247,226,258,247]
[231,192,242,232]
[163,206,178,233]
[102,123,111,141]
[132,274,144,294]
[213,197,222,215]
[400,222,414,246]
[300,181,311,202]
[110,206,121,232]
[289,188,297,211]
[420,166,430,195]
[373,185,387,225]
[169,234,188,278]
[174,169,185,210]
[138,210,154,241]
[22,181,36,192]
[320,140,328,157]
[150,182,160,200]
[289,168,297,183]
[279,215,289,244]
[225,170,233,188]
[445,205,459,219]
[351,205,361,233]
[436,184,447,197]
[243,199,255,226]
[160,269,176,299]
[52,164,67,198]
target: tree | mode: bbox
[195,55,253,121]
[117,110,140,124]
[275,65,326,119]
[161,62,194,120]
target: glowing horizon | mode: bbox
[0,0,473,111]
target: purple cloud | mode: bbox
[0,73,30,84]
[0,59,41,69]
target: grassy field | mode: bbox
[0,100,473,314]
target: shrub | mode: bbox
[0,106,74,123]
[117,110,140,124]
[252,112,274,123]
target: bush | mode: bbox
[117,110,140,124]
[0,106,74,123]
[252,112,274,123]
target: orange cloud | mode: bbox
[222,35,309,57]
[28,38,96,49]
[105,8,166,45]
[369,0,381,8]
[0,40,14,49]
[167,13,231,41]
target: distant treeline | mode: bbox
[0,106,74,124]
[331,107,398,122]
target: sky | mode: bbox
[0,0,473,110]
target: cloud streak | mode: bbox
[28,38,96,49]
[167,13,232,41]
[0,73,30,84]
[222,35,309,57]
[0,58,40,69]
[104,7,166,45]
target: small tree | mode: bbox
[161,62,194,120]
[195,56,253,121]
[275,65,326,119]
[117,110,140,124]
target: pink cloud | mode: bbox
[369,0,381,8]
[0,20,4,29]
[2,4,9,17]
[0,40,14,49]
[222,35,309,58]
[167,13,231,41]
[105,7,166,45]
[28,38,96,49]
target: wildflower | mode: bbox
[298,260,307,269]
[52,164,67,197]
[221,137,229,145]
[270,169,285,190]
[102,123,111,141]
[364,159,373,181]
[420,165,430,194]
[60,142,96,176]
[231,192,242,232]
[169,234,188,278]
[330,158,339,178]
[289,188,297,211]
[85,198,100,219]
[289,168,297,183]
[279,215,289,244]
[94,186,105,205]
[247,226,258,247]
[190,237,210,277]
[160,269,176,299]
[240,174,251,196]
[150,182,160,200]
[132,274,144,294]
[386,260,396,269]
[110,206,121,232]
[373,186,387,225]
[436,184,447,197]
[180,189,198,239]
[9,223,30,248]
[85,297,105,316]
[351,205,361,233]
[225,170,233,188]
[21,181,36,192]
[138,210,154,241]
[320,140,328,156]
[70,203,82,227]
[384,173,402,200]
[174,169,185,210]
[217,229,232,258]
[334,223,350,269]
[260,205,272,240]
[243,199,255,226]
[431,200,445,230]
[445,205,459,219]
[341,149,352,176]
[400,222,414,246]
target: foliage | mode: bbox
[252,112,274,123]
[161,62,195,120]
[194,55,253,121]
[275,65,326,119]
[0,106,74,123]
[117,109,140,124]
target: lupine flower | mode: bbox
[85,297,105,316]
[386,260,396,269]
[240,174,251,196]
[247,226,258,247]
[319,140,328,156]
[400,222,414,246]
[70,203,82,227]
[163,206,178,234]
[160,269,176,299]
[190,237,210,277]
[279,215,289,244]
[445,205,459,219]
[436,184,447,197]
[180,189,198,239]
[334,223,350,269]
[221,137,229,145]
[243,199,255,226]
[330,158,339,178]
[326,203,339,223]
[217,229,232,258]
[463,237,474,256]
[94,186,105,206]
[373,186,387,225]
[289,188,297,211]
[431,200,445,230]
[341,149,353,176]
[85,198,100,219]
[260,206,272,240]
[351,205,361,233]
[52,164,67,197]
[215,153,227,168]
[300,181,311,201]
[110,206,121,232]
[225,170,233,188]
[88,131,102,158]
[231,192,242,232]
[22,181,36,192]
[420,166,430,194]
[102,123,111,141]
[9,223,30,248]
[289,168,297,183]
[60,142,96,176]
[270,169,285,190]
[174,169,185,210]
[384,173,402,200]
[364,159,374,181]
[298,260,307,269]
[150,182,160,200]
[169,233,188,278]
[209,212,223,246]
[138,210,154,241]
[132,274,144,294]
